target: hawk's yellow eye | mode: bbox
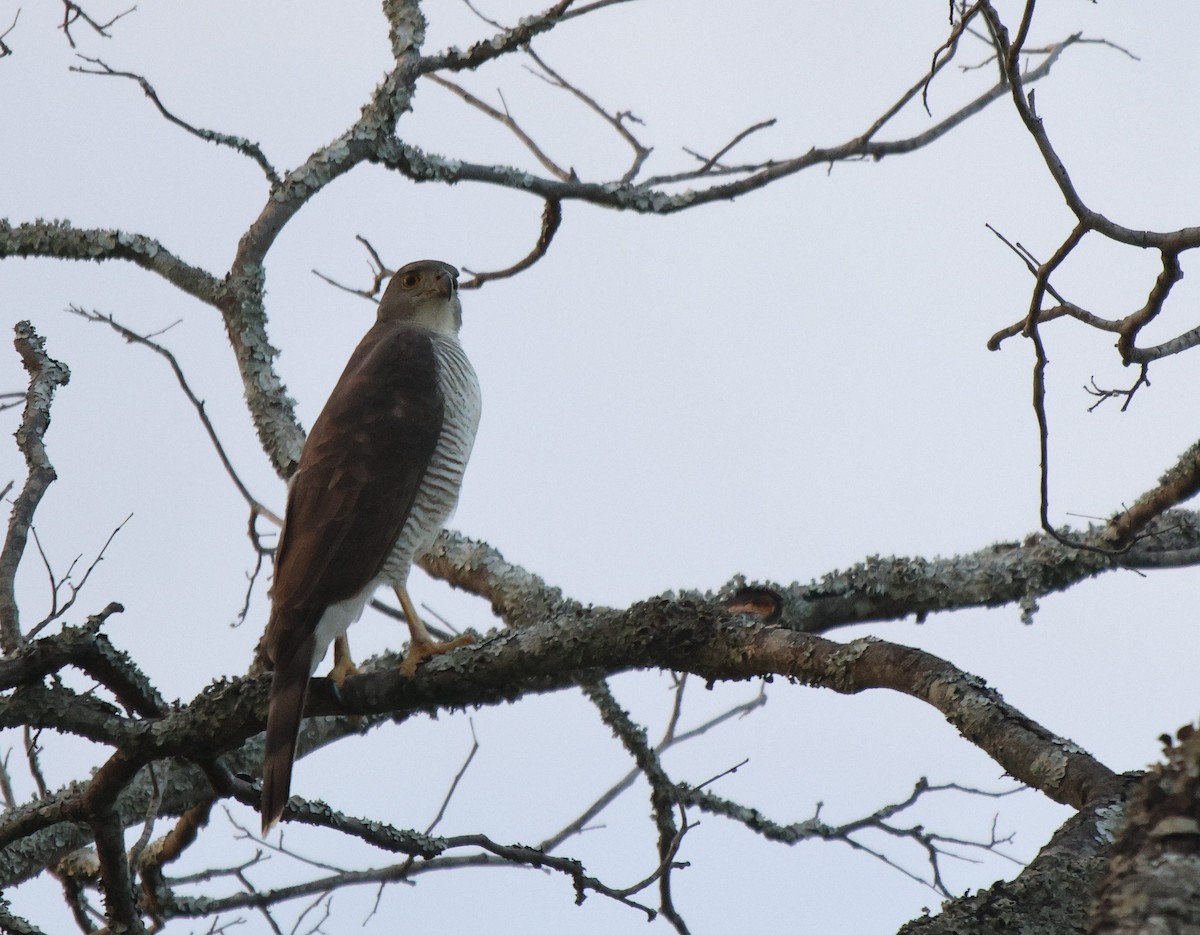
[401,273,419,289]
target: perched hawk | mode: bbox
[261,259,481,832]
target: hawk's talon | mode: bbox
[398,632,476,678]
[328,635,359,689]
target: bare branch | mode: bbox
[1125,320,1200,364]
[69,56,279,185]
[539,683,766,853]
[378,30,1090,214]
[682,778,1021,897]
[69,307,282,527]
[312,235,390,302]
[523,45,652,183]
[59,1,134,49]
[23,727,47,798]
[91,808,145,934]
[418,0,574,75]
[1085,368,1150,414]
[682,119,777,176]
[460,199,562,289]
[0,8,18,58]
[233,511,271,628]
[426,73,571,181]
[27,514,131,639]
[426,721,479,834]
[0,322,71,653]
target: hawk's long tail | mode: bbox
[261,635,315,834]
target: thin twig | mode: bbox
[426,73,571,181]
[312,235,390,302]
[69,307,282,527]
[425,721,479,835]
[683,119,777,176]
[460,199,562,289]
[0,8,18,58]
[28,514,131,638]
[69,56,278,184]
[1085,368,1150,413]
[539,684,766,853]
[59,1,134,48]
[23,726,47,797]
[523,46,652,183]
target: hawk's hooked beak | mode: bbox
[425,268,456,302]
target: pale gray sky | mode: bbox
[4,2,1199,932]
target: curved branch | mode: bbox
[316,604,1119,811]
[0,221,218,302]
[460,199,562,289]
[417,0,573,75]
[428,506,1200,642]
[1105,440,1200,548]
[1,323,72,653]
[69,57,279,185]
[70,307,282,526]
[220,1,428,476]
[0,579,1118,892]
[983,2,1200,251]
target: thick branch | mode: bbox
[319,602,1119,810]
[1088,724,1200,934]
[220,1,428,476]
[1,323,72,653]
[900,778,1133,935]
[0,221,218,303]
[0,603,164,717]
[0,587,1117,895]
[429,508,1200,643]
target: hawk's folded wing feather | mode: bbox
[261,321,443,828]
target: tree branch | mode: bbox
[0,221,218,302]
[0,322,71,653]
[69,57,279,185]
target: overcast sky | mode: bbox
[4,2,1200,932]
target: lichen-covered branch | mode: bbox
[416,0,574,75]
[1088,723,1200,934]
[429,508,1200,642]
[899,778,1132,935]
[581,679,689,931]
[70,57,280,185]
[0,323,72,654]
[0,568,1118,896]
[0,221,219,303]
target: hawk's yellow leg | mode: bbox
[395,584,475,677]
[328,635,359,687]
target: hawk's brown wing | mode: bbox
[261,320,443,830]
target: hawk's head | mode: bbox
[378,259,462,334]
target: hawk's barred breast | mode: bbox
[382,330,481,582]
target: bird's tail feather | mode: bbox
[261,637,314,834]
